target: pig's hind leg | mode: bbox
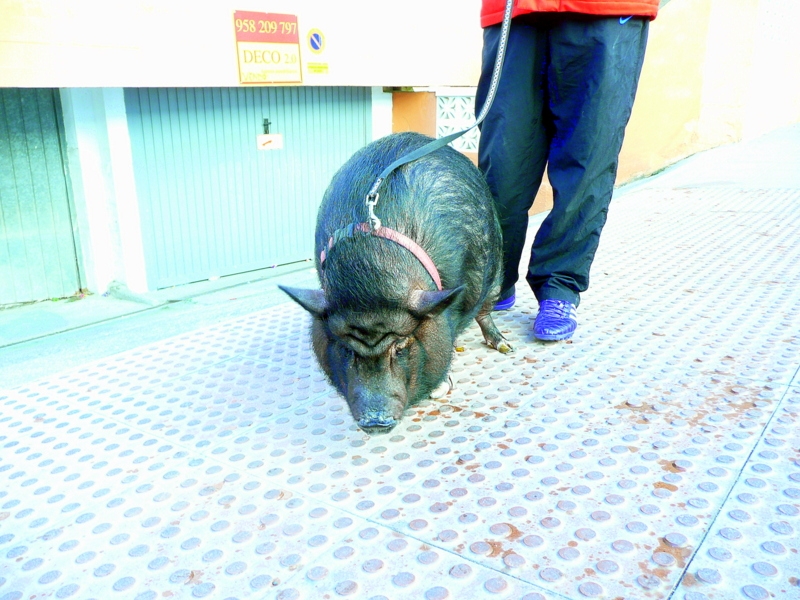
[475,307,513,354]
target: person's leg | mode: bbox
[527,16,649,308]
[476,18,550,305]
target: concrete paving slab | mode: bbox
[0,262,319,390]
[677,386,800,600]
[0,295,148,347]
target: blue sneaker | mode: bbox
[534,299,577,341]
[493,292,516,311]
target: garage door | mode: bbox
[125,87,371,289]
[0,88,81,305]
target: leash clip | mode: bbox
[366,193,381,231]
[365,177,383,231]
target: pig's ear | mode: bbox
[409,286,464,318]
[279,286,329,317]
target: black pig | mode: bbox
[281,132,511,433]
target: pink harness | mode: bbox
[319,222,443,291]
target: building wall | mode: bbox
[59,89,149,294]
[4,0,799,176]
[4,0,800,297]
[0,0,483,88]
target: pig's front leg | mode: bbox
[475,311,513,354]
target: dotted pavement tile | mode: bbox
[676,385,800,600]
[1,188,800,599]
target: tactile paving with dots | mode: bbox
[677,385,800,600]
[1,187,799,600]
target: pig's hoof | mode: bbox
[429,376,453,399]
[497,340,513,354]
[486,339,513,353]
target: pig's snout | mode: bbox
[357,411,398,432]
[351,387,403,433]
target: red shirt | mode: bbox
[481,0,659,27]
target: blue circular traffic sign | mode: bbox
[308,30,324,53]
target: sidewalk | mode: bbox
[1,124,799,600]
[0,261,320,389]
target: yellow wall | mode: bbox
[505,0,800,214]
[620,0,800,183]
[619,0,714,181]
[392,92,437,136]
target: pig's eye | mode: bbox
[336,341,355,359]
[393,337,412,357]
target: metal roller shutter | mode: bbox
[124,87,371,289]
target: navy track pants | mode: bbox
[476,14,649,307]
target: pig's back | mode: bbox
[316,132,502,324]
